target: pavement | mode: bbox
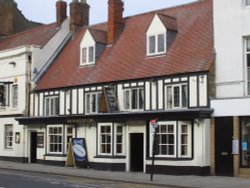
[0,161,250,188]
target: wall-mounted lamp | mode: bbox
[9,62,16,66]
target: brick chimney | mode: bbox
[70,0,89,32]
[56,0,67,27]
[107,0,124,44]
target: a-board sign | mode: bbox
[72,138,88,168]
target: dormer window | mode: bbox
[148,33,166,55]
[80,30,96,66]
[81,46,95,65]
[146,14,177,57]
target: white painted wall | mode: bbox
[213,0,250,98]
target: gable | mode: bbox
[146,14,167,35]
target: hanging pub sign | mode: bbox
[72,138,88,168]
[99,86,118,113]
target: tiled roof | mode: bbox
[36,0,214,91]
[157,13,177,31]
[0,23,58,51]
[88,28,107,44]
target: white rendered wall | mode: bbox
[213,0,250,98]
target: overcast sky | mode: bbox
[14,0,196,25]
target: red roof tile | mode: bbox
[36,0,213,91]
[0,23,58,51]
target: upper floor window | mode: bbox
[85,92,102,114]
[0,85,7,107]
[123,88,144,111]
[147,33,166,56]
[165,84,188,109]
[12,85,18,108]
[44,96,59,116]
[246,38,250,95]
[246,0,250,6]
[81,46,95,66]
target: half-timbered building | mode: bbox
[17,0,214,175]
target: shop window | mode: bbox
[97,123,125,156]
[5,124,13,149]
[241,118,250,167]
[44,96,59,116]
[85,92,102,114]
[150,121,192,158]
[123,88,144,111]
[165,84,188,109]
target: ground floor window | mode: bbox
[97,122,126,156]
[150,121,192,158]
[5,124,13,149]
[47,125,75,154]
[241,118,250,167]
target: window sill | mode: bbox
[44,154,66,157]
[94,155,126,159]
[146,156,193,161]
[80,63,95,67]
[146,53,166,59]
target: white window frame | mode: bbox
[123,87,144,111]
[97,122,126,156]
[11,84,18,109]
[156,121,177,158]
[5,124,13,149]
[178,122,192,158]
[151,121,192,158]
[147,33,166,56]
[47,125,75,155]
[80,46,95,66]
[98,123,113,156]
[47,125,63,154]
[165,84,188,109]
[85,92,102,114]
[44,96,59,116]
[114,123,125,156]
[246,38,250,95]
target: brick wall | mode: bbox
[0,0,41,38]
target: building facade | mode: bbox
[0,0,71,162]
[18,0,214,176]
[211,0,250,177]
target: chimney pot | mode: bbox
[56,0,67,27]
[108,0,124,44]
[70,0,89,32]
